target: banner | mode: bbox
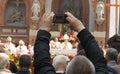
[109,0,116,38]
[119,1,120,34]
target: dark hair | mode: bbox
[19,55,31,68]
[107,34,120,52]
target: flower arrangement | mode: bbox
[9,54,20,65]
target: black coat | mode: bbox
[34,29,108,74]
[9,60,18,73]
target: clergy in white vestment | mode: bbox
[27,44,34,55]
[61,34,72,50]
[50,40,55,49]
[4,36,16,54]
[16,40,28,55]
[54,37,61,49]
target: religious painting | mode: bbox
[58,0,82,20]
[5,0,26,26]
[51,0,83,34]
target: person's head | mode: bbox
[0,53,10,69]
[19,40,25,46]
[66,55,95,74]
[54,37,59,42]
[117,53,120,64]
[63,34,69,41]
[19,55,31,69]
[28,44,32,49]
[105,48,118,63]
[52,55,70,71]
[6,36,12,43]
[107,34,120,53]
[50,40,55,44]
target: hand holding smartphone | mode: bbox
[53,14,69,24]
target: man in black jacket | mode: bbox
[34,12,108,74]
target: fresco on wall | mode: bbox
[5,0,26,26]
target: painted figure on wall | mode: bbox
[58,0,82,20]
[58,0,83,34]
[5,0,26,26]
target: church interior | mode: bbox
[0,0,117,46]
[1,0,120,74]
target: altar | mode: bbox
[50,48,77,57]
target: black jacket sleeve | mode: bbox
[77,29,108,74]
[34,30,55,74]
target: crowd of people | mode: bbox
[50,34,78,50]
[0,52,32,74]
[0,37,34,55]
[0,32,77,55]
[0,11,120,74]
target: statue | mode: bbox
[31,0,40,21]
[96,1,105,25]
[96,1,104,19]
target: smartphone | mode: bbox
[53,14,69,24]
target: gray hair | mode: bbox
[66,55,95,74]
[106,48,118,61]
[117,53,120,64]
[52,55,70,69]
[7,36,12,41]
[118,53,120,58]
[0,53,9,69]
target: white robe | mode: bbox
[16,45,28,55]
[4,43,16,54]
[61,42,72,50]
